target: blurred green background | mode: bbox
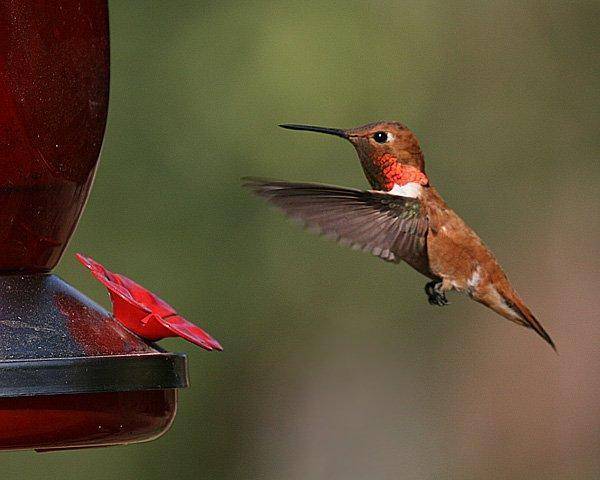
[5,1,599,479]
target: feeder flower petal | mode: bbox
[76,254,222,351]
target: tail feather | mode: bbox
[478,285,556,351]
[502,294,556,351]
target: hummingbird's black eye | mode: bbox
[373,131,388,143]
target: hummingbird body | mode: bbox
[245,121,555,350]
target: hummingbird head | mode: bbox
[279,121,428,192]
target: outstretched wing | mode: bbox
[244,178,428,264]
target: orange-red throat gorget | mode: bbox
[369,153,429,197]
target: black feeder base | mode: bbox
[0,274,189,451]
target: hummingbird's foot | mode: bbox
[425,280,449,307]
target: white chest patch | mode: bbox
[388,182,422,198]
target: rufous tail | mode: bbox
[477,284,556,351]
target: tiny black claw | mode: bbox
[425,280,449,307]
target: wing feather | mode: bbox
[244,178,428,265]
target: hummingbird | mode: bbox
[244,122,555,350]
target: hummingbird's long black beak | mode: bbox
[279,124,348,139]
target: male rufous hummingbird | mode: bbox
[244,122,555,350]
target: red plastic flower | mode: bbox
[76,254,222,351]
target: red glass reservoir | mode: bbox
[0,0,109,272]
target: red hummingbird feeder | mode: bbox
[0,1,215,451]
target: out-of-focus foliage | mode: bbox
[4,1,599,479]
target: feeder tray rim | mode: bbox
[0,352,189,398]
